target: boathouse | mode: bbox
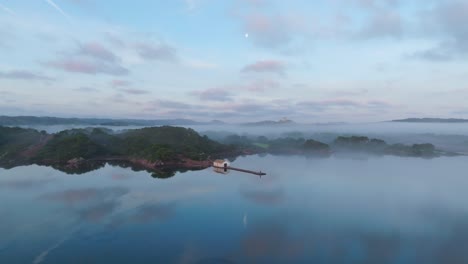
[213,159,229,168]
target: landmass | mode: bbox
[391,118,468,123]
[218,134,457,158]
[0,126,236,175]
[0,126,460,175]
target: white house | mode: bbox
[213,159,229,168]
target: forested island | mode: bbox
[391,118,468,123]
[0,126,460,175]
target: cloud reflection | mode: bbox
[130,203,176,223]
[40,187,128,223]
[239,187,284,205]
[0,178,55,190]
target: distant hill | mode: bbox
[0,116,225,126]
[391,118,468,123]
[242,118,295,126]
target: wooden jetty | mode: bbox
[227,166,266,176]
[212,159,266,176]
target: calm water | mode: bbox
[1,155,468,263]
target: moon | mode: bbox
[245,33,249,38]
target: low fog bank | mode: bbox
[10,122,468,155]
[197,122,468,155]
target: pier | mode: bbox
[212,159,266,176]
[227,166,266,176]
[212,165,266,176]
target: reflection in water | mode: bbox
[0,178,55,190]
[130,203,176,223]
[1,155,468,263]
[239,187,284,205]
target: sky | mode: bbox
[0,0,468,122]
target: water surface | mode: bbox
[1,155,468,263]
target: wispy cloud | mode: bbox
[45,42,129,76]
[412,1,468,61]
[297,98,394,112]
[78,42,118,62]
[0,3,16,15]
[184,0,196,11]
[241,60,287,76]
[46,58,129,75]
[0,70,54,81]
[73,86,99,92]
[110,79,131,87]
[118,88,150,95]
[190,87,234,101]
[44,0,73,23]
[136,42,178,62]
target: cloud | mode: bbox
[243,0,267,7]
[297,99,393,112]
[136,43,178,62]
[359,9,402,39]
[44,0,73,23]
[0,3,16,15]
[241,60,286,76]
[79,42,118,62]
[184,0,196,11]
[147,99,195,110]
[190,88,234,101]
[242,13,303,50]
[211,100,296,119]
[118,88,150,95]
[45,41,129,76]
[413,1,468,61]
[351,0,399,9]
[185,59,218,69]
[46,58,129,75]
[111,79,131,87]
[244,79,280,92]
[74,86,99,92]
[0,70,54,81]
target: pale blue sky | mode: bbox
[0,0,467,122]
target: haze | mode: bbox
[1,0,468,122]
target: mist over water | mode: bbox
[1,153,468,263]
[14,122,468,157]
[20,122,468,136]
[2,122,468,263]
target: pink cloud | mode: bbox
[79,42,117,62]
[111,79,131,87]
[46,58,129,76]
[0,70,54,81]
[242,60,286,75]
[119,88,150,95]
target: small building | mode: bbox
[213,159,229,168]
